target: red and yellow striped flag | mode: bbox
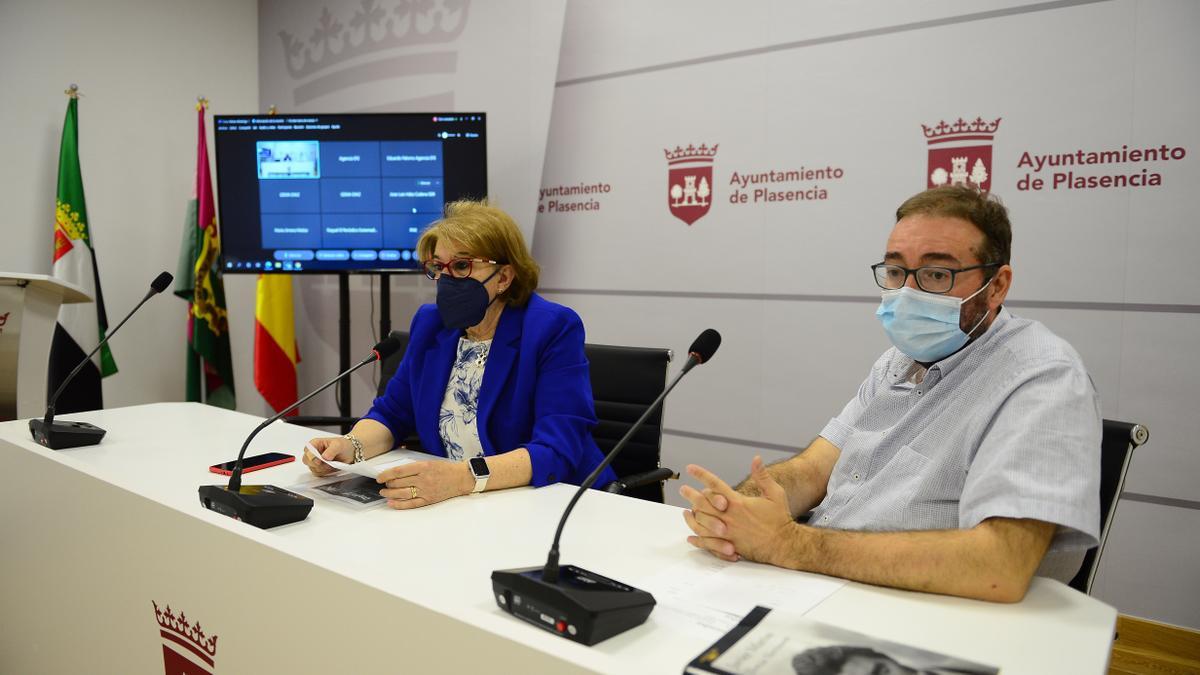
[253,274,299,414]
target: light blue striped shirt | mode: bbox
[815,308,1101,581]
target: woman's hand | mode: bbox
[302,436,354,476]
[376,460,473,510]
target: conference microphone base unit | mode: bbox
[198,484,314,529]
[29,418,106,450]
[491,565,655,646]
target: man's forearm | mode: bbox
[769,517,1056,603]
[736,458,818,516]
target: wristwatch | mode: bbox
[468,456,490,493]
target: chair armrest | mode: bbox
[603,467,678,494]
[285,415,357,434]
[286,415,358,426]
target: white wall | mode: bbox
[535,0,1200,629]
[0,0,259,411]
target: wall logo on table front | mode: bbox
[665,143,719,225]
[922,117,1002,191]
[152,601,219,675]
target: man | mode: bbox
[682,185,1101,602]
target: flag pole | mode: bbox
[197,94,208,405]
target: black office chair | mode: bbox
[585,343,678,502]
[1067,419,1149,594]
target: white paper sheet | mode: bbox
[634,553,846,642]
[304,443,423,479]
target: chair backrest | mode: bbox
[377,331,409,397]
[585,343,673,502]
[1068,419,1148,594]
[372,331,425,449]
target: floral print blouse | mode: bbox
[438,337,491,461]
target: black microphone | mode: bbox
[29,271,174,450]
[680,328,722,374]
[491,329,722,645]
[198,332,405,529]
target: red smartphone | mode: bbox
[209,452,295,476]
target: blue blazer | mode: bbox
[363,293,616,488]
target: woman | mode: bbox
[303,200,616,508]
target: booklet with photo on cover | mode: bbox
[684,606,998,675]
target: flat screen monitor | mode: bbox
[213,113,486,273]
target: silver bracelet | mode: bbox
[343,433,365,463]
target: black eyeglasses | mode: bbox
[871,262,1001,294]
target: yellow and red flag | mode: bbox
[253,274,299,415]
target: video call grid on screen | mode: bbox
[213,113,487,274]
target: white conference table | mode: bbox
[0,403,1116,674]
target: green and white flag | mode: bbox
[48,88,116,413]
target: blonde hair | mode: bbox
[417,200,540,306]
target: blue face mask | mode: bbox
[436,268,500,329]
[875,278,992,363]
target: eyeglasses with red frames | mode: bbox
[421,257,499,280]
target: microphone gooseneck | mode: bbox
[41,270,174,428]
[541,329,722,583]
[490,329,722,645]
[226,333,403,491]
[200,332,404,529]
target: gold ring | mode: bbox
[409,486,418,500]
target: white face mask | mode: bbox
[875,278,992,362]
